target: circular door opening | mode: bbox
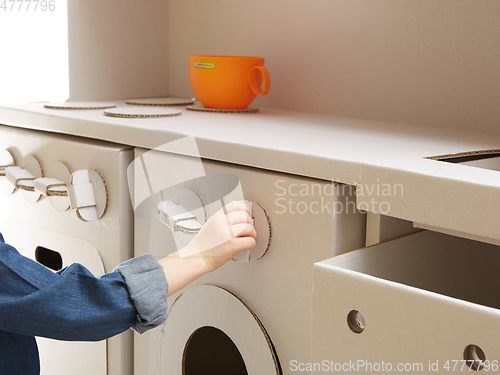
[183,326,248,375]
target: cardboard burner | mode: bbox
[125,97,194,106]
[43,102,116,110]
[104,107,182,118]
[186,105,259,114]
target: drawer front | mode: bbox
[313,231,500,374]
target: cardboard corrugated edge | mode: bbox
[425,149,500,161]
[218,285,283,375]
[161,284,282,374]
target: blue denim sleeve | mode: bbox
[113,255,169,334]
[0,236,168,341]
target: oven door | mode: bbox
[3,218,107,375]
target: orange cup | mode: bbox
[189,55,271,109]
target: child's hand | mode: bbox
[182,201,257,272]
[160,201,257,297]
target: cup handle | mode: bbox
[248,66,271,96]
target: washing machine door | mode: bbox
[2,218,107,375]
[160,285,281,375]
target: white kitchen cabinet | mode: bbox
[1,98,500,374]
[0,125,134,375]
[2,0,500,373]
[132,147,367,374]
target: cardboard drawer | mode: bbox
[312,230,500,374]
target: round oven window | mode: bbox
[183,326,248,375]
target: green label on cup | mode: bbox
[194,61,215,69]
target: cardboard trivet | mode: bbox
[104,107,182,118]
[186,105,259,114]
[125,97,194,106]
[44,102,116,110]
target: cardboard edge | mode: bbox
[312,260,500,318]
[414,221,500,247]
[317,230,425,265]
[425,149,500,161]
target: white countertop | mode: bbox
[1,100,500,244]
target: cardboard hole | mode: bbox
[347,310,365,334]
[464,344,486,371]
[35,246,63,271]
[183,326,248,375]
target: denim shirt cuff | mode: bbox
[113,254,168,334]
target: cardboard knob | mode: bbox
[12,155,44,203]
[232,200,271,262]
[34,178,67,196]
[162,188,207,248]
[158,200,203,233]
[0,149,16,175]
[70,169,108,222]
[5,166,36,187]
[46,162,72,212]
[0,150,17,196]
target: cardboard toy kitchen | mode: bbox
[2,1,500,374]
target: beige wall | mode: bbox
[169,0,500,134]
[68,0,169,101]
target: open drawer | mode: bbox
[312,230,500,374]
[416,151,500,246]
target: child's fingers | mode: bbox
[231,223,257,240]
[224,200,250,215]
[227,211,253,225]
[232,237,257,253]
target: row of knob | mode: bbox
[0,150,107,222]
[1,149,272,258]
